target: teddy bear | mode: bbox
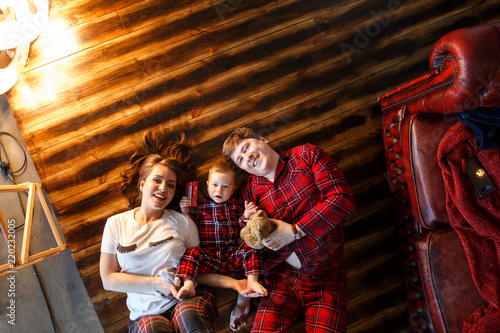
[240,209,275,250]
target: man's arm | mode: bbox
[295,145,356,238]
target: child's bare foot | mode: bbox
[177,280,196,300]
[247,280,267,296]
[230,294,251,331]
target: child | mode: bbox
[176,160,267,331]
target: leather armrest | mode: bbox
[379,23,500,114]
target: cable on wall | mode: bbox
[0,131,28,181]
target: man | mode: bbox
[222,127,356,332]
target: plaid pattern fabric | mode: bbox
[177,194,262,280]
[241,144,354,332]
[172,285,218,333]
[252,264,347,333]
[177,241,261,280]
[195,194,245,249]
[128,286,218,333]
[242,144,356,277]
[128,314,174,333]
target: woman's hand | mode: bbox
[262,219,295,251]
[155,278,183,299]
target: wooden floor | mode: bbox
[6,0,500,331]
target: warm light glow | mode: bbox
[476,169,486,178]
[18,84,35,106]
[42,17,70,35]
[40,19,80,61]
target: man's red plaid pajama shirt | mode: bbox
[241,144,356,333]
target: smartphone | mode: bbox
[465,157,497,198]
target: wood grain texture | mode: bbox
[6,0,500,331]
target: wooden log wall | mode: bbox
[6,0,500,331]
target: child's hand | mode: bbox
[244,201,258,219]
[180,196,191,214]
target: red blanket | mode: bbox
[438,122,500,332]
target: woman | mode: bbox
[100,132,218,333]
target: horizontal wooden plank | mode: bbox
[347,281,408,332]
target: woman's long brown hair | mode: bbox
[119,131,197,211]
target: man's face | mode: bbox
[229,137,279,179]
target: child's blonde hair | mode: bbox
[208,160,237,179]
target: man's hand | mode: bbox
[262,219,295,251]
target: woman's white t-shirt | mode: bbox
[101,208,199,320]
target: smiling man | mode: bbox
[223,127,356,333]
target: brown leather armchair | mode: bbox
[378,23,500,332]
